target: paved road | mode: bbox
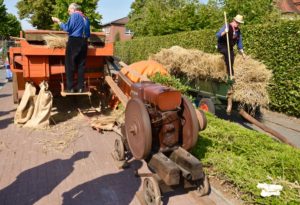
[0,72,233,204]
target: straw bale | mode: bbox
[151,46,272,107]
[43,35,67,48]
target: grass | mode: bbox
[192,112,300,204]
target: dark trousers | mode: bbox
[65,37,88,90]
[218,47,235,76]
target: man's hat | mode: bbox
[234,14,244,24]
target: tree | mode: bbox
[17,0,55,29]
[210,0,280,24]
[53,0,101,31]
[127,0,203,36]
[128,0,280,37]
[2,14,22,37]
[0,0,22,37]
[114,32,121,42]
[0,0,6,19]
[17,0,102,30]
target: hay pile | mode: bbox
[43,35,67,48]
[151,46,227,81]
[151,46,272,107]
[233,56,272,107]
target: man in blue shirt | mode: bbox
[216,14,246,77]
[52,3,91,93]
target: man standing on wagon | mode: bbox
[52,3,90,93]
[216,14,246,77]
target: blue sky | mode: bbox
[4,0,207,30]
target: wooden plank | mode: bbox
[60,91,92,97]
[105,76,129,106]
[24,30,106,43]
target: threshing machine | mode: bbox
[9,30,113,103]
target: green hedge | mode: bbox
[115,20,300,117]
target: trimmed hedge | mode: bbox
[115,20,300,117]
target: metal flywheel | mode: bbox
[125,98,152,159]
[181,96,199,150]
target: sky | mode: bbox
[4,0,207,30]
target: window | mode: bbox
[104,27,110,35]
[125,27,133,35]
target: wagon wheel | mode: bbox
[113,137,125,161]
[195,175,210,197]
[125,98,152,159]
[143,177,162,205]
[181,96,199,150]
[199,98,215,114]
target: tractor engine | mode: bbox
[125,82,199,159]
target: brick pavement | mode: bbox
[0,81,234,205]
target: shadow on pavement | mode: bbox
[0,151,91,205]
[0,117,14,130]
[0,109,16,117]
[215,104,256,130]
[62,160,142,205]
[0,94,11,98]
[51,94,101,125]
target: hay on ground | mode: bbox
[151,46,272,107]
[90,109,124,131]
[43,35,67,48]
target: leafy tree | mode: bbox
[114,31,121,42]
[17,0,101,30]
[2,14,22,37]
[0,0,22,37]
[0,0,5,19]
[53,0,101,31]
[128,0,281,37]
[210,0,280,24]
[127,0,203,36]
[17,0,55,29]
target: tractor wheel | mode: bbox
[199,98,215,114]
[195,174,211,197]
[143,177,162,205]
[113,137,125,161]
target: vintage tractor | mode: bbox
[112,75,209,205]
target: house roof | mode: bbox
[102,17,129,27]
[277,0,300,14]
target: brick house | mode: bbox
[277,0,300,17]
[102,17,133,43]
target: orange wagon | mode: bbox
[9,30,114,103]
